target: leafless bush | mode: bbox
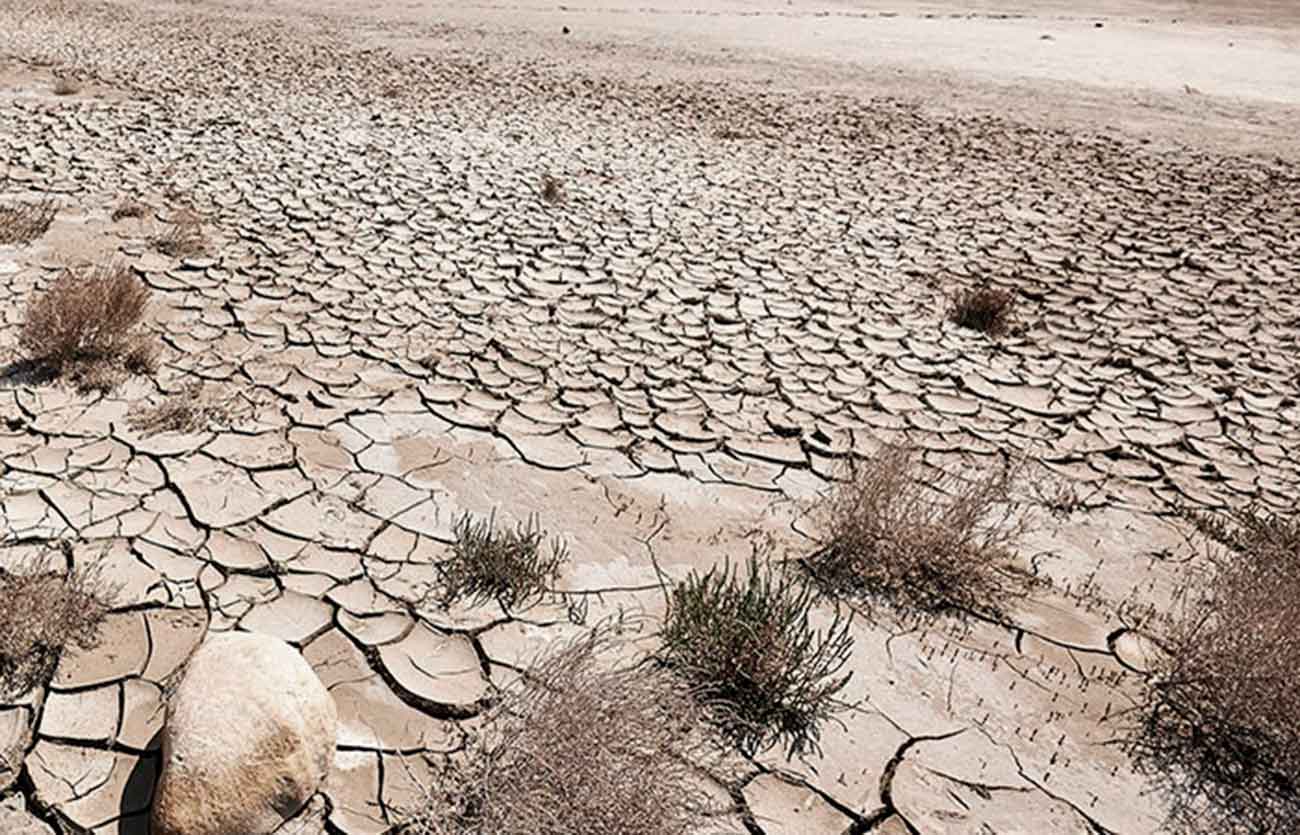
[0,546,115,699]
[127,382,230,435]
[437,512,568,610]
[661,555,853,757]
[19,263,157,390]
[0,198,57,246]
[949,285,1016,336]
[1126,506,1300,834]
[806,446,1029,615]
[398,624,723,835]
[150,210,206,257]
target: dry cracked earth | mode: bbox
[1,0,1298,833]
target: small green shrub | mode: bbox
[0,547,115,698]
[660,555,852,757]
[807,445,1027,615]
[439,512,568,609]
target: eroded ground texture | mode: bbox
[1,0,1298,832]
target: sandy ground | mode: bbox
[0,0,1296,833]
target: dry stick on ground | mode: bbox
[399,622,725,835]
[948,285,1017,336]
[660,553,853,757]
[1124,506,1300,835]
[806,445,1031,617]
[0,546,116,699]
[0,197,57,246]
[19,262,158,391]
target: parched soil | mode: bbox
[0,0,1296,832]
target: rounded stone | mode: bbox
[151,631,338,835]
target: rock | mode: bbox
[151,632,338,835]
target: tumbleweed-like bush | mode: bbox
[19,262,157,390]
[1126,505,1300,835]
[539,174,565,205]
[110,197,149,222]
[0,198,57,246]
[806,445,1028,615]
[0,547,115,699]
[52,77,81,96]
[949,285,1016,336]
[438,512,569,610]
[399,625,721,835]
[661,555,853,757]
[150,210,206,257]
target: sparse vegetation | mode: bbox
[0,198,57,246]
[539,174,565,205]
[51,76,80,96]
[807,445,1028,615]
[660,555,853,756]
[0,546,115,699]
[19,262,157,390]
[438,512,568,609]
[1127,505,1300,835]
[150,210,206,257]
[110,198,149,222]
[128,382,230,434]
[399,625,720,835]
[949,285,1016,336]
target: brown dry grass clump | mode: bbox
[19,263,157,391]
[127,382,230,435]
[436,512,568,610]
[661,555,853,756]
[807,445,1028,615]
[400,625,721,835]
[150,210,206,257]
[1127,507,1300,834]
[0,546,115,699]
[0,198,57,246]
[110,198,149,222]
[949,285,1016,336]
[52,77,81,96]
[539,174,565,205]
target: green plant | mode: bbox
[19,262,157,390]
[1126,505,1300,834]
[660,555,852,757]
[439,512,568,609]
[399,624,718,835]
[0,546,115,698]
[0,198,57,245]
[807,445,1028,615]
[949,285,1016,336]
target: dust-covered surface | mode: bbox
[0,0,1297,832]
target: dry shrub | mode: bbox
[807,445,1028,615]
[1126,506,1300,834]
[400,624,721,835]
[127,382,230,435]
[661,555,852,757]
[539,174,565,205]
[0,198,57,246]
[19,263,157,390]
[949,285,1016,336]
[0,546,115,699]
[110,198,149,222]
[52,77,81,96]
[437,512,568,610]
[150,210,206,257]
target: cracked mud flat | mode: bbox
[0,0,1297,832]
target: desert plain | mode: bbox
[1,0,1299,833]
